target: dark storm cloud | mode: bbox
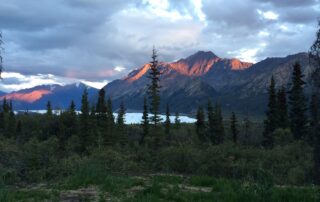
[200,0,319,62]
[277,6,319,24]
[0,0,319,88]
[1,0,142,80]
[203,0,264,29]
[0,0,136,31]
[256,0,318,8]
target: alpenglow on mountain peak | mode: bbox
[125,50,253,81]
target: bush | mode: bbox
[273,128,293,146]
[160,145,203,173]
[287,167,306,185]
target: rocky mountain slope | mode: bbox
[0,83,98,110]
[104,51,311,115]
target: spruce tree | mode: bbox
[105,97,115,144]
[174,111,181,129]
[277,86,289,129]
[165,103,171,136]
[89,105,99,147]
[80,88,90,121]
[314,122,320,185]
[213,103,225,144]
[309,21,320,185]
[96,89,108,144]
[288,62,308,140]
[67,100,77,136]
[310,94,319,144]
[96,88,107,115]
[117,101,126,127]
[147,48,162,126]
[69,100,76,116]
[80,88,90,152]
[243,114,251,145]
[90,105,95,117]
[0,109,4,133]
[230,111,239,144]
[0,31,3,78]
[3,97,9,113]
[116,101,126,145]
[0,98,8,133]
[16,120,23,144]
[140,96,149,145]
[263,76,277,148]
[309,20,320,88]
[207,100,215,144]
[5,101,16,138]
[196,106,206,142]
[46,101,52,117]
[106,97,115,127]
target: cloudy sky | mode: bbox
[0,0,319,92]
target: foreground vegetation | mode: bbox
[0,118,319,201]
[1,170,319,201]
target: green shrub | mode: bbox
[273,128,293,146]
[160,145,203,173]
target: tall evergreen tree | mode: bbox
[277,86,289,129]
[46,101,52,117]
[147,48,162,126]
[314,112,320,185]
[58,101,77,151]
[116,101,126,145]
[207,100,215,144]
[140,96,149,145]
[105,97,116,145]
[230,111,239,144]
[263,76,277,148]
[288,62,308,140]
[80,88,90,121]
[16,120,23,144]
[243,114,251,145]
[0,109,4,133]
[69,100,76,116]
[0,98,8,132]
[0,31,3,78]
[309,20,320,88]
[89,105,99,147]
[196,106,206,142]
[174,111,181,129]
[90,105,95,117]
[117,101,126,127]
[3,97,9,113]
[106,97,115,126]
[310,94,319,143]
[5,101,16,138]
[213,103,225,144]
[68,100,77,135]
[80,88,90,152]
[96,88,107,115]
[165,103,171,137]
[309,20,320,185]
[96,88,108,145]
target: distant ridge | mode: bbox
[0,83,98,110]
[104,51,310,115]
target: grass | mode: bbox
[1,173,319,201]
[0,188,59,202]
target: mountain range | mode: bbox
[104,51,311,116]
[0,51,312,116]
[0,83,98,110]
